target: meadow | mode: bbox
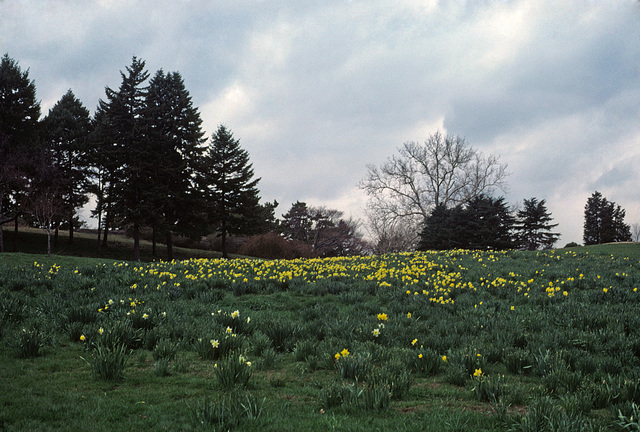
[2,245,640,431]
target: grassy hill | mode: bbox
[3,245,640,430]
[1,226,227,263]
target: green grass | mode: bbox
[2,246,640,431]
[1,226,231,262]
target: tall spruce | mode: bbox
[583,191,631,245]
[515,198,560,250]
[0,54,41,252]
[142,70,207,259]
[41,90,92,244]
[201,125,261,258]
[92,57,150,260]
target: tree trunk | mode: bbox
[152,225,157,257]
[13,217,18,252]
[221,228,227,258]
[68,208,74,244]
[46,225,52,257]
[102,203,110,247]
[133,222,140,261]
[96,202,102,256]
[166,231,173,261]
[0,191,4,253]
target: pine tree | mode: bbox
[583,191,631,245]
[515,198,560,250]
[418,196,515,251]
[92,57,150,260]
[0,54,41,252]
[41,89,92,244]
[465,195,515,250]
[201,125,261,258]
[143,70,207,259]
[281,201,313,243]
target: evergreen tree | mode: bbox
[143,70,207,259]
[41,89,92,244]
[418,204,466,250]
[92,57,150,260]
[201,125,261,258]
[0,54,41,252]
[281,201,313,243]
[418,195,515,251]
[583,191,631,245]
[465,195,515,250]
[515,198,560,250]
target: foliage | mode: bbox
[200,124,262,258]
[584,191,631,245]
[214,352,253,389]
[86,342,129,381]
[0,54,41,253]
[418,195,515,251]
[515,197,560,250]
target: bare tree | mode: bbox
[364,206,418,253]
[28,188,64,257]
[632,222,640,242]
[360,131,508,248]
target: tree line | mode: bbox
[1,54,633,258]
[0,54,364,259]
[360,131,633,252]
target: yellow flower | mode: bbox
[210,339,219,348]
[406,312,412,319]
[418,353,423,359]
[473,368,483,377]
[510,306,515,311]
[335,353,341,360]
[442,355,447,362]
[340,348,350,357]
[98,327,104,335]
[411,338,418,346]
[377,313,388,321]
[603,287,608,293]
[80,334,86,341]
[226,326,232,334]
[231,310,240,319]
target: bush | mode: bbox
[237,232,314,259]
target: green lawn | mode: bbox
[2,246,640,431]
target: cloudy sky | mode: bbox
[2,0,639,245]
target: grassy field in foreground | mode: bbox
[2,246,640,431]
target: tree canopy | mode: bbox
[583,191,631,245]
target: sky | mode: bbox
[2,0,639,246]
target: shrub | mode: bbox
[237,232,313,259]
